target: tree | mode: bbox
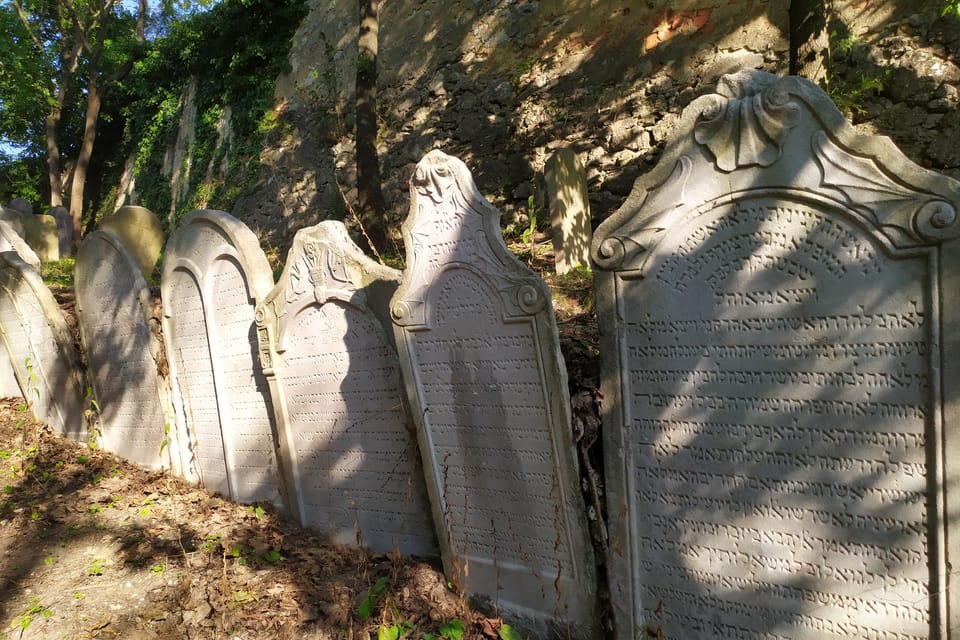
[5,0,142,245]
[789,0,830,86]
[355,0,388,255]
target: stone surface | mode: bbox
[255,221,436,556]
[100,206,164,277]
[161,210,281,505]
[76,231,167,469]
[0,207,25,238]
[0,220,41,272]
[390,150,597,637]
[0,252,85,438]
[592,70,960,639]
[544,147,592,274]
[51,207,73,257]
[7,198,32,216]
[22,214,59,262]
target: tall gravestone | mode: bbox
[22,214,59,262]
[391,150,597,636]
[592,69,960,639]
[162,210,281,505]
[545,147,592,275]
[100,205,165,278]
[0,252,85,437]
[76,231,167,469]
[255,221,437,556]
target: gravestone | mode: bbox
[545,147,592,274]
[592,69,960,639]
[100,205,164,278]
[76,231,167,469]
[22,214,59,262]
[7,198,31,216]
[0,207,25,238]
[0,220,41,272]
[391,150,597,636]
[0,252,85,437]
[51,207,73,257]
[162,210,281,505]
[255,221,436,556]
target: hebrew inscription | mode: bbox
[161,210,280,505]
[256,221,435,555]
[621,197,930,638]
[76,231,165,469]
[0,252,85,437]
[391,151,596,637]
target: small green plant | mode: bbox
[76,454,89,465]
[248,504,265,519]
[86,557,106,576]
[151,563,165,575]
[261,548,281,564]
[521,195,538,246]
[498,624,522,640]
[88,504,104,514]
[201,534,222,554]
[439,619,465,640]
[139,498,154,516]
[378,621,413,640]
[11,596,52,630]
[357,576,390,620]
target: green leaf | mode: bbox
[378,625,401,640]
[498,624,523,640]
[440,618,465,640]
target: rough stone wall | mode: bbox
[233,0,960,253]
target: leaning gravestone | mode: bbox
[592,69,960,639]
[76,231,166,469]
[545,147,592,274]
[0,220,41,272]
[162,210,281,505]
[391,150,597,636]
[0,206,25,238]
[0,252,85,438]
[255,221,436,556]
[100,205,164,278]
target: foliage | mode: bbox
[115,0,307,231]
[357,575,390,619]
[944,0,960,18]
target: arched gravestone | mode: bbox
[592,69,960,639]
[0,252,85,437]
[161,210,281,505]
[255,221,437,556]
[76,231,166,469]
[390,151,597,637]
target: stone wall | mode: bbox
[222,0,960,255]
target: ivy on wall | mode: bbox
[104,0,307,233]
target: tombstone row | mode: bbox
[0,69,956,638]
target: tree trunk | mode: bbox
[789,0,830,87]
[355,0,387,255]
[69,70,103,247]
[137,0,147,41]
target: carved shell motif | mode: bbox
[694,71,801,172]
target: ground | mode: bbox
[1,237,606,640]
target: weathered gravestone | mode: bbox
[22,214,59,262]
[51,207,72,257]
[0,220,41,272]
[76,231,167,469]
[592,69,960,639]
[545,147,592,275]
[0,206,25,238]
[100,205,164,278]
[7,198,31,216]
[255,221,437,556]
[391,150,597,636]
[0,252,85,437]
[162,210,281,505]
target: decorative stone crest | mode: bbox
[694,70,801,172]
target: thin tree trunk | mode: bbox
[355,0,387,255]
[69,70,103,246]
[137,0,147,41]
